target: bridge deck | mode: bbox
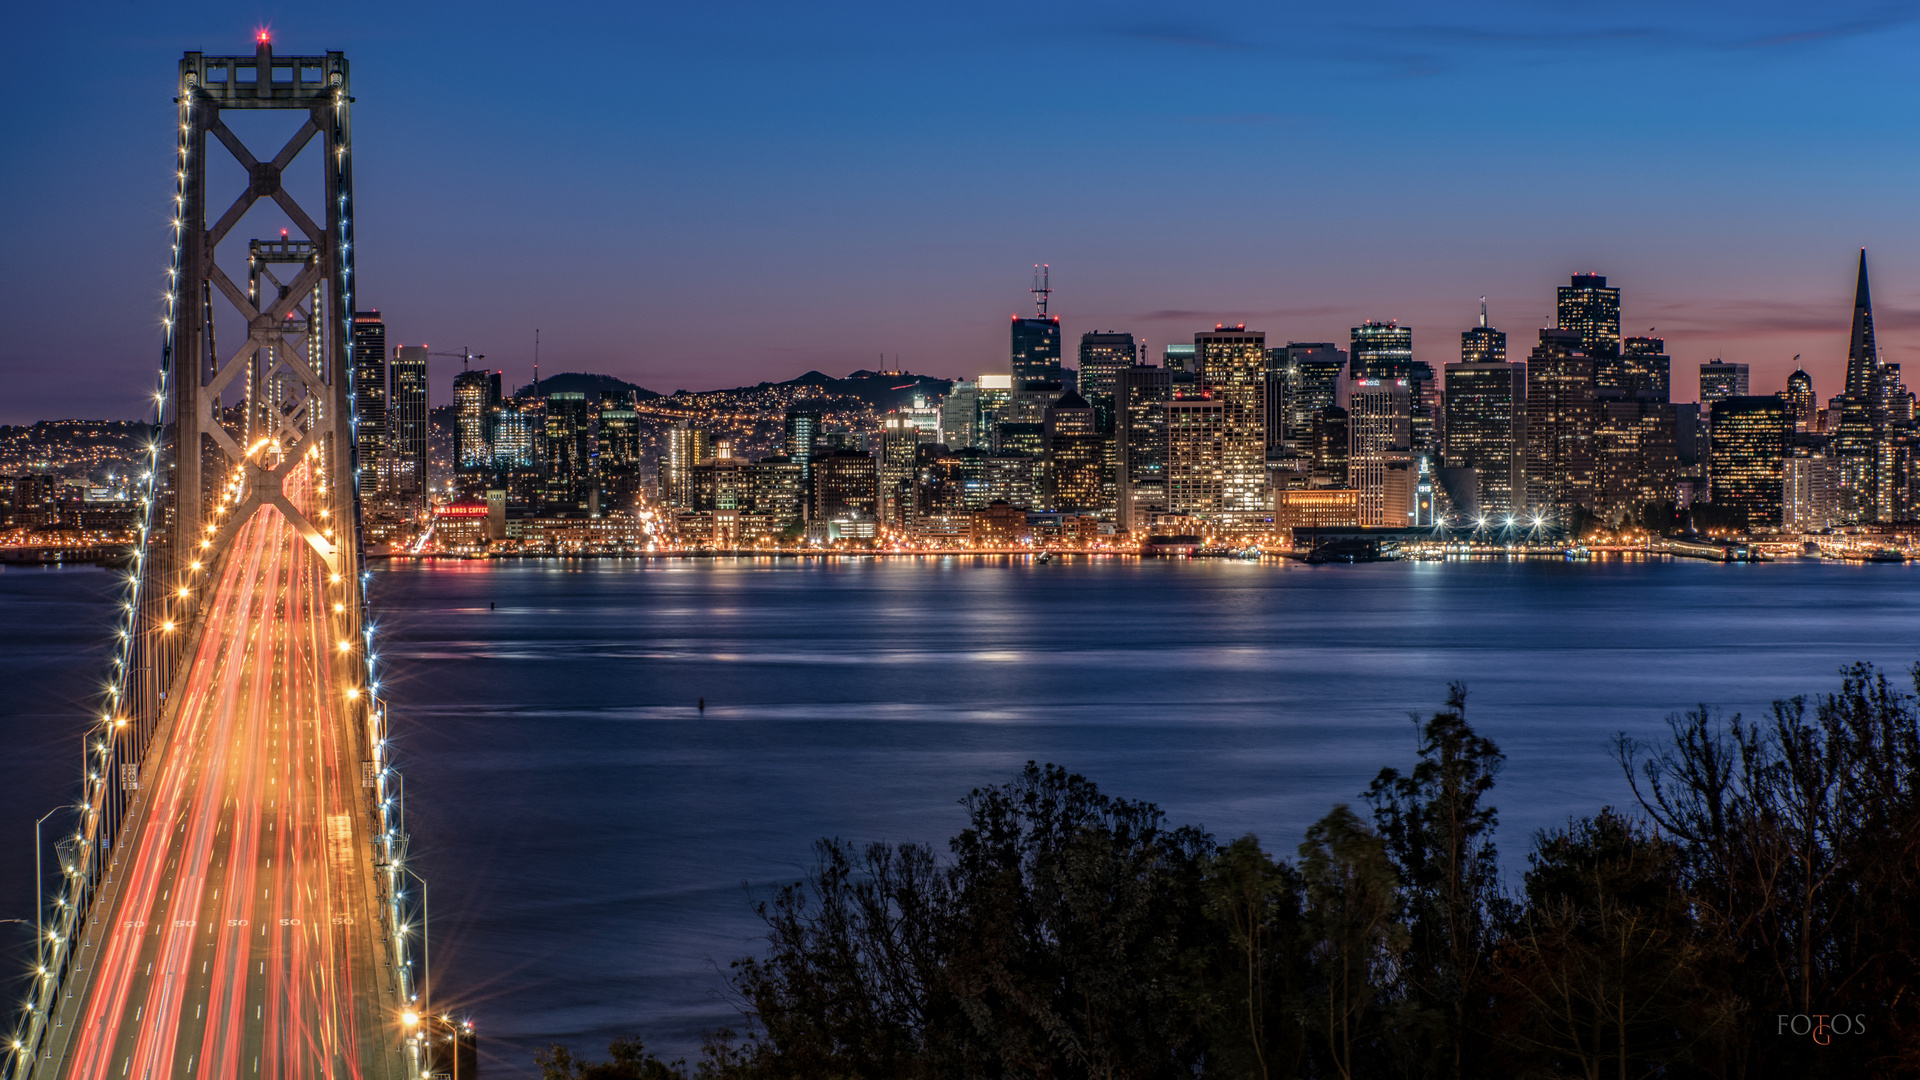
[40,464,405,1078]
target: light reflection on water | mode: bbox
[357,557,1920,1072]
[8,558,1920,1075]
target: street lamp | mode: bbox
[33,809,57,979]
[401,865,430,1027]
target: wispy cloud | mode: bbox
[1641,297,1920,337]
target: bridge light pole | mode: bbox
[32,809,57,980]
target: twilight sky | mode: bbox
[4,1,1920,424]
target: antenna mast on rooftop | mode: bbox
[1031,264,1052,317]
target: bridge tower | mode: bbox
[166,34,358,630]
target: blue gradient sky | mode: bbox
[4,1,1920,423]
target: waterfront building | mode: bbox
[784,409,821,483]
[490,397,545,510]
[1115,365,1171,532]
[1195,324,1268,513]
[1525,329,1597,518]
[1784,441,1839,530]
[747,456,805,529]
[877,415,921,526]
[1699,360,1749,407]
[542,391,596,515]
[914,445,967,522]
[452,369,501,497]
[1442,357,1527,518]
[1166,397,1227,515]
[1045,391,1106,513]
[971,501,1030,546]
[1709,396,1791,529]
[1077,332,1136,431]
[1349,379,1413,527]
[1557,273,1622,377]
[955,450,1039,510]
[812,448,877,522]
[664,423,709,510]
[1594,400,1679,524]
[351,311,387,488]
[1273,488,1361,529]
[388,344,430,513]
[689,445,748,513]
[597,404,642,514]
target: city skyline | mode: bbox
[5,3,1920,424]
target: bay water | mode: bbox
[4,557,1918,1072]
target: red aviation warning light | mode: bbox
[256,28,271,44]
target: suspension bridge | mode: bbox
[8,36,447,1079]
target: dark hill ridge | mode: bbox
[519,369,955,413]
[512,372,661,400]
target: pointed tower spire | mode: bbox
[1846,248,1879,397]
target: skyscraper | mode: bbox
[1044,391,1105,513]
[598,402,642,514]
[1271,343,1347,453]
[1115,365,1172,532]
[1699,361,1749,407]
[1443,355,1526,518]
[1525,329,1596,518]
[877,414,920,526]
[542,391,596,515]
[1351,321,1434,451]
[784,410,822,516]
[1195,324,1268,514]
[1076,332,1136,430]
[1349,380,1413,527]
[1459,300,1507,365]
[937,386,979,451]
[452,368,501,472]
[1786,369,1816,433]
[1350,320,1413,381]
[1846,249,1879,398]
[813,449,878,523]
[1616,337,1671,402]
[388,344,429,511]
[351,312,387,491]
[665,423,709,510]
[1594,401,1678,524]
[1011,268,1063,386]
[1312,407,1350,488]
[1557,273,1622,371]
[1835,251,1884,522]
[1709,396,1791,529]
[1166,397,1227,515]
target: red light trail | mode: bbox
[39,462,406,1077]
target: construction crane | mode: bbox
[427,347,485,371]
